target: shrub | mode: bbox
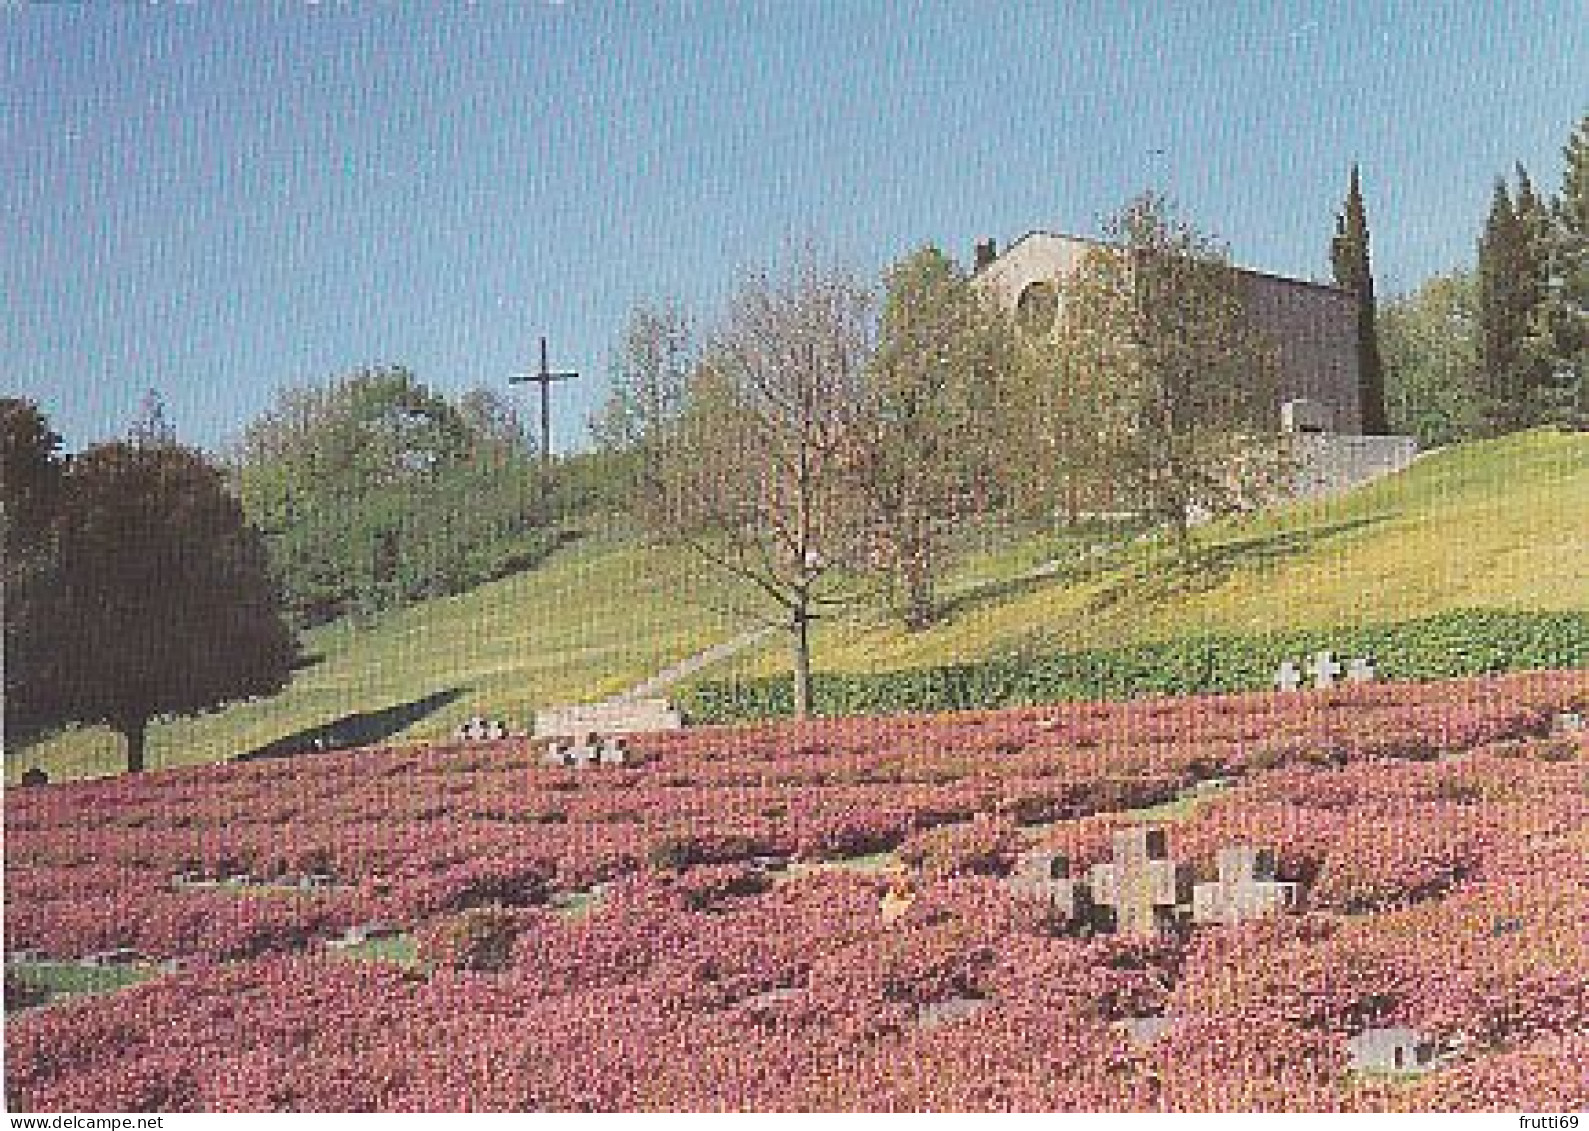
[683,610,1589,722]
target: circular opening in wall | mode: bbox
[1016,281,1058,334]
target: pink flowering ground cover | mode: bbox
[5,670,1587,1111]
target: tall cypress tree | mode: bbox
[1477,167,1557,433]
[1330,165,1389,434]
[1513,165,1562,421]
[1477,179,1525,432]
[1550,115,1587,422]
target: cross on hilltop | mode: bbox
[509,336,580,468]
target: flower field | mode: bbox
[6,670,1588,1111]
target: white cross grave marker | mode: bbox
[1306,651,1343,690]
[1274,660,1303,692]
[1345,656,1376,684]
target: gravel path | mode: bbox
[609,624,779,703]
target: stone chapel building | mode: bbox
[971,230,1418,496]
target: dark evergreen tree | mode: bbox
[1330,165,1389,434]
[42,442,297,773]
[1477,168,1555,432]
[1548,114,1588,423]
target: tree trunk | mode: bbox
[902,532,935,632]
[121,716,149,775]
[791,600,812,719]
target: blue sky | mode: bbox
[5,2,1584,454]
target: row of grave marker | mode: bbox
[1008,827,1299,936]
[1275,650,1374,692]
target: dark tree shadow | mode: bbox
[1083,514,1393,614]
[936,567,1072,623]
[237,687,467,762]
[934,532,1145,624]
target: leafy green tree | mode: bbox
[855,246,1014,629]
[456,386,535,464]
[40,442,297,773]
[1330,165,1390,434]
[1054,193,1286,550]
[234,367,558,624]
[1001,281,1134,527]
[1379,271,1485,447]
[1,398,67,744]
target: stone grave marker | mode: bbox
[1274,660,1303,692]
[1345,655,1376,684]
[79,947,144,968]
[1346,1027,1438,1074]
[540,733,629,768]
[566,736,602,769]
[1087,827,1190,937]
[740,986,804,1010]
[1119,1015,1174,1046]
[1191,845,1298,926]
[455,716,512,742]
[1007,849,1086,925]
[1306,651,1343,690]
[20,767,48,787]
[916,994,992,1029]
[328,922,402,950]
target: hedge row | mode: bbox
[681,609,1589,723]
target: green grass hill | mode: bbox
[725,427,1589,676]
[9,428,1587,782]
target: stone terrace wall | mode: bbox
[1287,433,1421,500]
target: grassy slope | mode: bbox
[9,528,748,782]
[11,429,1587,781]
[728,428,1589,675]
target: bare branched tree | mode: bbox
[649,254,874,716]
[592,299,695,493]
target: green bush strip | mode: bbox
[681,610,1589,723]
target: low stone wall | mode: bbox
[532,697,682,739]
[1286,433,1420,500]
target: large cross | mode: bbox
[509,336,579,468]
[1088,827,1188,936]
